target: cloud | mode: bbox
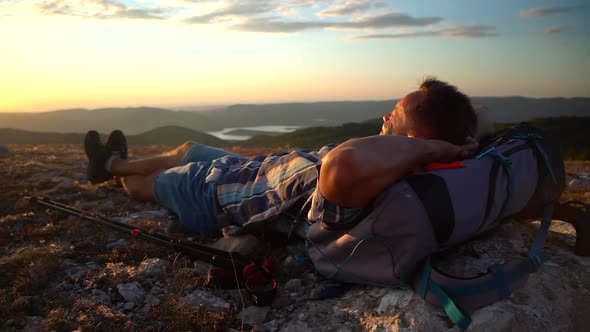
[230,11,442,33]
[184,1,274,24]
[544,25,568,34]
[318,0,372,16]
[38,0,171,20]
[520,6,577,18]
[347,11,441,29]
[231,17,329,33]
[349,24,498,40]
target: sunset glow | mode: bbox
[1,0,589,112]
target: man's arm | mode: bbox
[319,135,478,208]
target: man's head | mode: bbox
[380,77,477,145]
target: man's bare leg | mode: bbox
[120,171,161,202]
[110,142,195,177]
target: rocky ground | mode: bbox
[1,144,589,331]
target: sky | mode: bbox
[1,0,589,113]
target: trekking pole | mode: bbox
[29,196,280,305]
[28,196,251,271]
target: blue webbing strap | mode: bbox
[528,204,553,264]
[487,264,511,298]
[476,145,515,221]
[418,130,557,330]
[418,260,472,331]
[428,281,472,331]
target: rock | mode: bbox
[283,279,302,291]
[63,259,97,278]
[138,258,168,277]
[123,302,136,310]
[106,239,128,250]
[278,320,311,332]
[91,289,111,305]
[238,306,270,326]
[0,145,11,158]
[211,227,263,257]
[52,177,75,189]
[263,319,281,332]
[23,316,43,332]
[374,290,414,315]
[180,290,230,309]
[113,210,170,224]
[568,175,590,189]
[117,282,146,303]
[145,294,161,306]
[271,294,291,309]
[302,273,318,286]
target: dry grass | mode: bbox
[0,145,588,331]
[41,298,131,331]
[151,298,238,332]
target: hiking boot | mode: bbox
[105,129,128,160]
[84,130,112,184]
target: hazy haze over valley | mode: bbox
[0,97,588,135]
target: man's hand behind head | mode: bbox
[428,136,479,163]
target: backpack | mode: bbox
[305,124,566,330]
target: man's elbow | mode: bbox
[318,147,362,206]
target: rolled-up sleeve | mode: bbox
[307,186,364,227]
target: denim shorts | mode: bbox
[153,144,245,234]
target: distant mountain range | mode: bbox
[0,97,588,134]
[0,126,223,146]
[1,117,589,159]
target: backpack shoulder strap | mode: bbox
[414,203,554,331]
[412,124,565,330]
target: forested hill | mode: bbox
[0,97,588,134]
[240,117,590,160]
[1,116,589,159]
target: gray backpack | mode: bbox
[306,124,565,330]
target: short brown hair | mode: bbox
[409,76,477,145]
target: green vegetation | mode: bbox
[1,116,589,159]
[496,117,590,160]
[239,119,381,149]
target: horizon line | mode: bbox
[2,95,590,113]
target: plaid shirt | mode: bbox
[212,144,362,228]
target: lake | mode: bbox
[207,125,302,140]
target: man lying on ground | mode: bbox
[84,77,484,235]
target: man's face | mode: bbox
[380,90,425,136]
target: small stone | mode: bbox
[568,178,590,189]
[180,290,230,309]
[0,145,11,158]
[262,319,280,332]
[284,279,302,291]
[302,273,318,286]
[124,302,136,310]
[23,316,43,331]
[139,258,168,277]
[145,294,161,306]
[55,177,75,189]
[63,259,97,278]
[374,290,414,315]
[271,294,291,309]
[106,239,128,250]
[91,289,111,305]
[117,282,146,303]
[237,306,270,326]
